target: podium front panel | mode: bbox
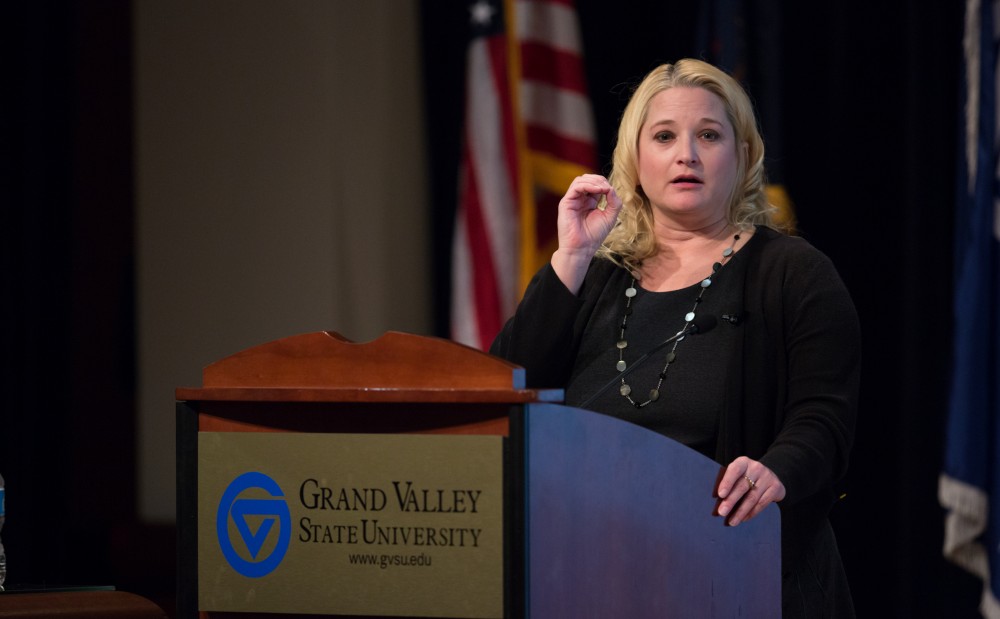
[190,429,505,618]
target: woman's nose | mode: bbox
[676,135,699,164]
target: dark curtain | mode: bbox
[422,1,980,616]
[1,0,78,586]
[0,0,170,607]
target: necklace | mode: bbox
[616,233,741,408]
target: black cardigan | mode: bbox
[491,226,861,613]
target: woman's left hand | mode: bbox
[716,456,786,526]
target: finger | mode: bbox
[716,483,751,519]
[726,485,761,526]
[601,186,624,215]
[717,456,752,499]
[575,173,610,185]
[567,176,611,199]
[718,485,752,520]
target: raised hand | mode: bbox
[551,174,624,294]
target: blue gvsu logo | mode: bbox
[216,471,292,578]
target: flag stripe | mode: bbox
[468,35,520,311]
[516,0,583,52]
[525,124,598,170]
[487,35,522,214]
[520,42,588,93]
[520,81,596,145]
[460,151,505,350]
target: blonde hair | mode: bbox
[599,59,777,269]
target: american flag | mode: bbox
[451,0,597,351]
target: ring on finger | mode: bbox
[743,474,757,490]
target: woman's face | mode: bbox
[636,86,741,226]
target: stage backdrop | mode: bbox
[134,0,432,523]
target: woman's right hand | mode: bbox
[551,174,623,294]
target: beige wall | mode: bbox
[134,0,431,522]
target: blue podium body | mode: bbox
[521,403,780,618]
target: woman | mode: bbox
[490,59,860,617]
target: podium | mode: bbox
[176,331,780,618]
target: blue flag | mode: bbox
[940,1,1000,616]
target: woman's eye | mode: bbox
[700,130,720,141]
[654,131,674,142]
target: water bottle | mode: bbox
[0,472,6,591]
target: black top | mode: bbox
[565,252,744,460]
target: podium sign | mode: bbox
[197,432,505,618]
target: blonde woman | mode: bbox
[491,59,860,618]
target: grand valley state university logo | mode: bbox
[217,471,292,578]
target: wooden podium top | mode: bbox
[175,331,563,404]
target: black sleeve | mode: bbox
[758,244,861,506]
[490,263,588,389]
